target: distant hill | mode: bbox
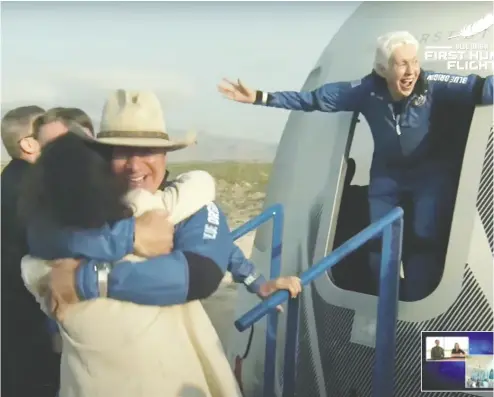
[167,130,278,163]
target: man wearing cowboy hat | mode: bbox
[30,105,175,260]
[39,90,301,317]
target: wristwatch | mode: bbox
[94,262,112,298]
[244,272,260,287]
[254,90,270,105]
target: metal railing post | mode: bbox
[263,205,284,397]
[372,218,403,397]
[230,204,284,397]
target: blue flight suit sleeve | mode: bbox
[257,79,366,112]
[426,71,493,105]
[27,216,135,262]
[483,75,493,104]
[76,202,232,306]
[228,244,267,295]
[27,217,135,338]
[61,219,135,261]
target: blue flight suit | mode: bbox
[253,70,493,301]
[27,201,267,333]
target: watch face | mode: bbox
[96,263,111,298]
[96,262,112,272]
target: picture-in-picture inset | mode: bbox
[465,355,494,389]
[425,336,470,361]
[421,331,493,392]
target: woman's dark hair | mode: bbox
[19,131,131,229]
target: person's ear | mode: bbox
[19,136,40,155]
[375,63,389,78]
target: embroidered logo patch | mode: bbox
[370,91,383,100]
[413,95,427,107]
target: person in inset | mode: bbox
[217,31,493,302]
[1,105,61,397]
[451,342,466,358]
[430,339,445,360]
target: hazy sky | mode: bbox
[1,0,360,158]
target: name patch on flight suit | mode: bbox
[203,202,220,240]
[426,74,468,84]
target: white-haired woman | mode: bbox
[217,31,493,302]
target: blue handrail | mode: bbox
[230,203,284,397]
[235,206,404,397]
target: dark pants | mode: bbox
[1,159,61,397]
[2,319,60,397]
[368,166,456,301]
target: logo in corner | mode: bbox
[424,14,493,72]
[448,13,494,40]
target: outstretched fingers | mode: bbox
[218,77,242,97]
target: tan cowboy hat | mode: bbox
[96,89,196,151]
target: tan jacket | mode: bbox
[21,170,242,397]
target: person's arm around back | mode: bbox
[27,170,216,263]
[158,170,216,224]
[27,210,173,263]
[74,202,231,306]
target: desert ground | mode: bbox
[168,162,271,347]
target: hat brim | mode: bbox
[95,137,193,151]
[93,130,197,152]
